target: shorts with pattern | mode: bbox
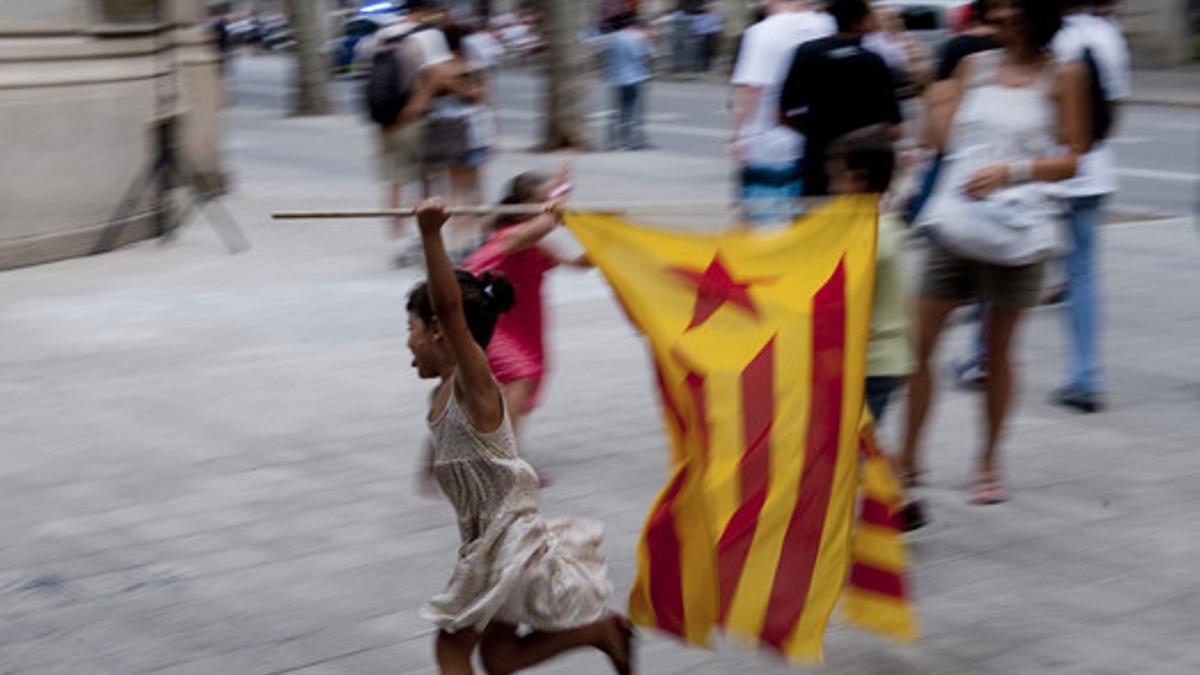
[378,121,428,186]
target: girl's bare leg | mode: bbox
[479,615,632,675]
[503,379,552,483]
[436,628,480,675]
[900,296,961,484]
[979,306,1026,477]
[501,379,536,435]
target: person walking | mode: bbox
[778,0,903,197]
[1047,0,1131,413]
[730,0,834,222]
[911,0,1000,389]
[437,23,496,260]
[604,12,655,151]
[369,0,455,267]
[693,3,724,72]
[902,0,1089,504]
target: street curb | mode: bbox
[1125,95,1200,108]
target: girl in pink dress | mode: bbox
[462,166,586,434]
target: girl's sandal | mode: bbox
[900,468,925,489]
[970,474,1008,505]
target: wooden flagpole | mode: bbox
[271,198,831,221]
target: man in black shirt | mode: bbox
[778,0,901,196]
[936,0,998,80]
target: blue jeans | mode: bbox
[964,302,990,370]
[904,153,944,224]
[865,376,904,423]
[610,83,647,150]
[1062,196,1105,394]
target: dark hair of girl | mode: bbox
[489,170,552,231]
[826,124,897,194]
[442,22,466,53]
[1020,0,1063,51]
[970,0,992,25]
[406,270,516,347]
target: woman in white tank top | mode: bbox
[901,0,1090,505]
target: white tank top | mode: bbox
[943,50,1059,176]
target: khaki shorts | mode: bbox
[920,238,1045,309]
[378,121,428,186]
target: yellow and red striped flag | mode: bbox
[842,416,919,641]
[565,195,916,663]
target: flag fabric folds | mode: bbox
[841,415,919,642]
[564,196,916,663]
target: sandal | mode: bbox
[970,474,1008,505]
[899,468,925,489]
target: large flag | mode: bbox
[565,196,915,663]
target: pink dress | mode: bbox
[463,229,557,413]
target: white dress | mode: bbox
[420,388,612,633]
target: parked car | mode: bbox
[874,0,974,51]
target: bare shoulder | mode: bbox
[1052,59,1087,95]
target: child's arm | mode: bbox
[495,212,558,254]
[416,198,504,432]
[557,253,591,268]
[493,168,571,254]
[494,196,566,254]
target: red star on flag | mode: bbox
[671,255,774,331]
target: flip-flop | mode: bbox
[970,475,1008,505]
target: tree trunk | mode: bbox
[539,0,591,150]
[287,0,331,116]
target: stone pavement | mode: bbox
[1126,65,1200,107]
[2,103,1199,675]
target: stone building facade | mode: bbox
[0,1,225,269]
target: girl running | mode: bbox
[407,197,633,675]
[462,165,586,435]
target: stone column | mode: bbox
[1121,0,1192,67]
[0,0,225,269]
[174,0,228,193]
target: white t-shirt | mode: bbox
[731,11,836,167]
[463,31,504,70]
[375,22,453,71]
[1051,13,1131,197]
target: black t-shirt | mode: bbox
[779,36,902,196]
[936,34,997,81]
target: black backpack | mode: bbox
[1082,46,1113,142]
[364,26,427,127]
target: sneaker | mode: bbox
[1040,285,1068,306]
[1051,388,1105,413]
[952,359,988,389]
